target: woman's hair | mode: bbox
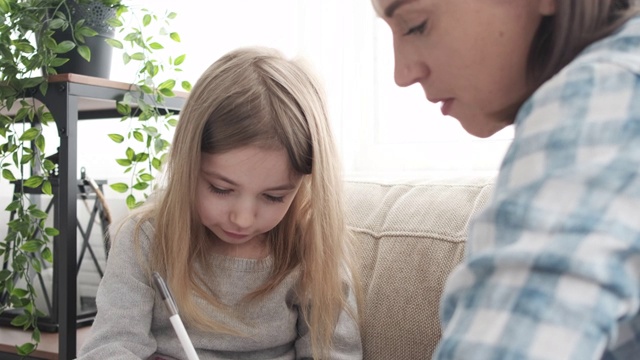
[528,0,640,85]
[134,46,359,358]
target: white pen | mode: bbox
[152,271,200,360]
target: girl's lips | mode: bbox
[223,230,249,240]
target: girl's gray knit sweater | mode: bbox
[78,219,362,359]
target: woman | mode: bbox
[373,0,640,359]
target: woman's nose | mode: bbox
[393,41,429,87]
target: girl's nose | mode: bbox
[229,200,255,229]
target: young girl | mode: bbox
[373,0,640,359]
[79,46,362,360]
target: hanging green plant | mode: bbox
[106,4,192,209]
[0,0,190,355]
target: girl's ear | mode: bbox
[538,0,557,16]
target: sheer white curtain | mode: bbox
[113,0,513,181]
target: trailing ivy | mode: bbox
[106,5,191,209]
[0,0,189,355]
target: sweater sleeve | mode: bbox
[78,218,157,359]
[295,283,363,360]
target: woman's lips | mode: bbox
[439,99,453,116]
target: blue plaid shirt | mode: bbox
[434,15,640,360]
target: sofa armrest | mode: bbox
[345,176,494,359]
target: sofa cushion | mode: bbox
[344,176,494,359]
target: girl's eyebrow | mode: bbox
[203,171,297,191]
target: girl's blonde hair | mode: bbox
[528,0,640,85]
[131,46,360,358]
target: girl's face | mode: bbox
[373,0,556,137]
[196,146,303,258]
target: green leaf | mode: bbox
[105,17,123,27]
[168,12,177,19]
[77,45,91,62]
[5,200,20,212]
[55,40,76,54]
[0,269,11,282]
[31,258,42,273]
[143,14,152,26]
[29,208,48,219]
[43,159,56,171]
[23,175,44,188]
[106,38,123,49]
[0,0,10,13]
[42,248,53,263]
[20,153,34,165]
[152,157,162,171]
[133,182,149,190]
[49,18,66,30]
[77,26,98,38]
[49,57,69,68]
[159,88,175,97]
[133,131,143,142]
[140,85,153,94]
[11,288,28,297]
[174,54,186,66]
[2,169,16,181]
[44,227,60,236]
[170,32,181,42]
[32,328,41,343]
[35,134,45,153]
[126,147,135,160]
[116,158,132,166]
[158,79,175,90]
[19,127,40,141]
[130,52,145,61]
[20,240,41,253]
[10,314,30,327]
[139,173,154,181]
[135,153,149,162]
[16,342,36,356]
[42,180,53,195]
[149,42,164,50]
[126,194,136,209]
[108,133,125,143]
[110,182,129,193]
[41,111,54,123]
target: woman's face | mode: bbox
[373,0,555,137]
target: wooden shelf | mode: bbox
[0,326,91,359]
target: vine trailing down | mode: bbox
[0,0,191,355]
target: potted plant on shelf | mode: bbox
[0,0,190,355]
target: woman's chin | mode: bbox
[457,115,512,139]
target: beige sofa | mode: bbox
[344,175,495,359]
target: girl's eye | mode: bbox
[264,194,285,203]
[404,20,427,36]
[209,185,230,195]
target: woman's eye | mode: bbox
[404,20,427,36]
[264,194,285,203]
[209,185,230,195]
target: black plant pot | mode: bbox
[51,0,116,79]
